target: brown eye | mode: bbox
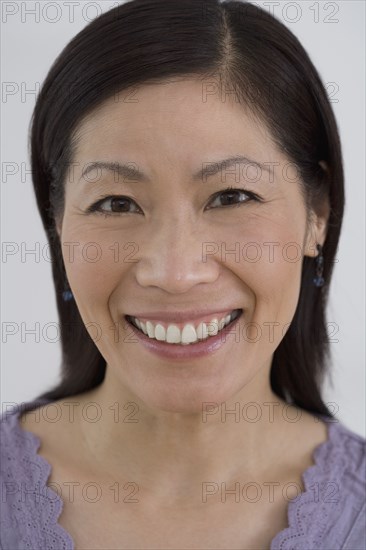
[208,188,260,209]
[108,197,134,212]
[86,195,143,216]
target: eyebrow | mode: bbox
[79,155,272,184]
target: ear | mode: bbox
[304,161,330,258]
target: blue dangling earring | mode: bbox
[62,280,74,302]
[313,243,325,287]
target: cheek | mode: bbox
[220,217,305,311]
[214,220,304,355]
[60,226,124,314]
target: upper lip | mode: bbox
[125,308,242,323]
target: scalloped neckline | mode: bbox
[11,399,338,550]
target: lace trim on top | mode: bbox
[270,414,364,549]
[2,399,74,550]
[2,400,362,550]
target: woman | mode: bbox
[1,0,365,549]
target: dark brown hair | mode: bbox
[31,0,344,417]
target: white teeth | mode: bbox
[181,324,198,345]
[196,322,208,340]
[130,310,240,345]
[146,321,155,338]
[154,324,166,341]
[166,325,181,343]
[206,318,219,336]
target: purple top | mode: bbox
[0,398,365,550]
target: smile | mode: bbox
[126,309,242,345]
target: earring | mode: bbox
[62,280,74,301]
[313,243,325,287]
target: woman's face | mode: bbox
[58,78,326,413]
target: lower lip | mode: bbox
[124,312,242,360]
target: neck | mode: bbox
[75,365,295,504]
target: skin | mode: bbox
[49,77,330,513]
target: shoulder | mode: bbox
[0,397,70,485]
[0,401,43,469]
[310,417,365,548]
[271,415,366,550]
[313,417,366,549]
[0,399,74,550]
[305,414,365,506]
[321,416,366,484]
[0,400,50,520]
[297,410,365,505]
[0,399,51,457]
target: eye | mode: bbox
[86,187,261,218]
[86,195,143,217]
[206,187,261,209]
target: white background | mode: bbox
[1,1,365,436]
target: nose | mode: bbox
[134,217,220,294]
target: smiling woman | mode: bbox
[1,1,365,549]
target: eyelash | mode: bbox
[85,186,262,218]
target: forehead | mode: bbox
[72,78,279,164]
